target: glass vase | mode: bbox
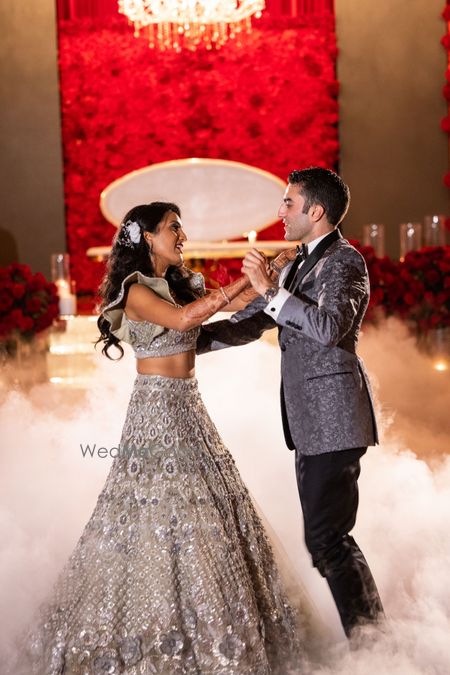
[51,253,77,317]
[423,215,446,247]
[400,222,422,261]
[363,223,385,257]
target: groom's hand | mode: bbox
[241,250,275,296]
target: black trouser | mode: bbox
[295,447,384,638]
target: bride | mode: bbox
[17,202,302,674]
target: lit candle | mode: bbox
[55,279,77,316]
[59,294,77,316]
[247,230,257,245]
[55,279,71,297]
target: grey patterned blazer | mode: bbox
[197,234,379,455]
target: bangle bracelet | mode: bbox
[220,287,230,304]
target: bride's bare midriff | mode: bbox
[136,349,196,378]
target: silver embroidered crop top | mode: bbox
[102,270,205,359]
[125,318,200,359]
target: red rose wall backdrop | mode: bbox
[56,3,339,294]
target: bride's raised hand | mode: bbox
[229,248,297,309]
[269,248,298,281]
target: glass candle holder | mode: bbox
[58,279,77,317]
[424,215,446,247]
[362,223,385,257]
[400,222,422,261]
[50,253,77,317]
[51,253,71,282]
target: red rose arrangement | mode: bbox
[0,263,59,342]
[348,243,450,332]
[392,247,450,332]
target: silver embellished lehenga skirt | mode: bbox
[16,375,302,674]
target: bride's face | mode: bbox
[147,211,187,268]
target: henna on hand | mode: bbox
[234,248,297,304]
[183,275,250,324]
[269,247,298,280]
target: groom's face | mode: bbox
[278,183,313,242]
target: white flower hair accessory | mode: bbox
[117,220,142,248]
[126,221,141,243]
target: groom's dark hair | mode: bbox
[288,167,350,227]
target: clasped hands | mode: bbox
[241,248,297,297]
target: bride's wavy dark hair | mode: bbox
[96,201,201,360]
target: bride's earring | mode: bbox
[145,236,153,253]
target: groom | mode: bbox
[197,167,384,639]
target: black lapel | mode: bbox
[287,228,342,293]
[282,252,302,290]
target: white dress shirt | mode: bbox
[264,232,330,320]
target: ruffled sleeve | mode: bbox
[101,271,176,343]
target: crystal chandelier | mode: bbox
[118,0,265,51]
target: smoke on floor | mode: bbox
[0,318,449,673]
